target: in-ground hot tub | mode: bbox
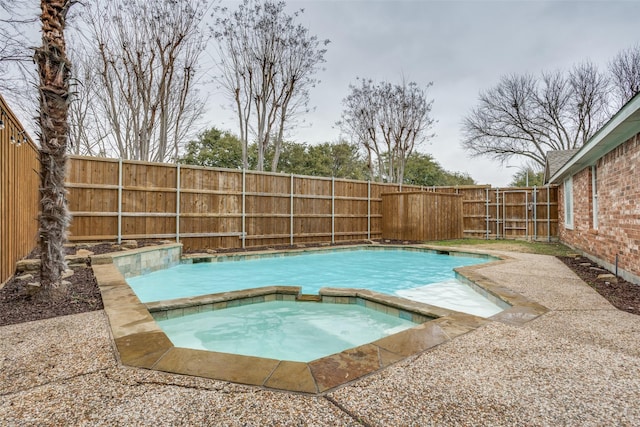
[150,288,430,363]
[141,285,475,393]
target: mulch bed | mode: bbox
[1,242,638,327]
[0,267,102,326]
[558,255,640,316]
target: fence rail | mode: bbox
[1,94,40,285]
[66,156,558,251]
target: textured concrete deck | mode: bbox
[2,249,640,425]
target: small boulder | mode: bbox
[597,273,618,283]
[66,255,89,267]
[75,249,94,257]
[206,249,217,254]
[16,273,34,281]
[61,269,74,279]
[121,240,138,249]
[579,262,591,267]
[15,259,40,273]
[26,281,41,296]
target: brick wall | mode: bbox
[559,133,640,284]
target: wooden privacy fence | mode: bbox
[382,192,463,241]
[66,156,559,251]
[1,94,40,285]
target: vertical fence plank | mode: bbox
[117,158,122,243]
[1,95,40,285]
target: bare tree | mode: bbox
[609,43,640,108]
[67,47,108,156]
[70,0,209,161]
[338,79,381,180]
[0,1,32,79]
[214,0,329,171]
[34,0,74,297]
[462,62,610,168]
[339,78,434,183]
[0,1,40,124]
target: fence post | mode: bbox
[546,185,551,242]
[533,186,537,241]
[495,188,500,240]
[242,168,246,249]
[117,158,123,244]
[502,189,507,238]
[485,187,489,240]
[176,163,180,243]
[367,180,371,240]
[290,173,294,246]
[525,190,529,239]
[331,177,335,244]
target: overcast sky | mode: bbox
[208,0,640,186]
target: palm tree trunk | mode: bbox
[34,0,73,297]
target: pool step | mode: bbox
[297,294,322,302]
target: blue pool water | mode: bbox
[157,300,417,362]
[128,248,490,304]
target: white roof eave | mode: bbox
[549,94,640,184]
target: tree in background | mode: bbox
[402,152,475,187]
[307,141,369,180]
[0,1,30,92]
[508,167,544,187]
[264,141,309,175]
[339,78,435,183]
[67,48,107,156]
[462,63,610,168]
[609,44,640,108]
[271,140,368,179]
[181,128,369,178]
[180,127,244,169]
[0,1,40,122]
[35,0,73,297]
[338,78,379,177]
[214,0,329,171]
[70,0,210,161]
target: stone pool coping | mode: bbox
[91,243,549,394]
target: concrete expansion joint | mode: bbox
[324,395,372,427]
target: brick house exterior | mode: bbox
[547,93,640,285]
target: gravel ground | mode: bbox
[1,246,640,425]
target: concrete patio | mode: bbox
[2,249,639,426]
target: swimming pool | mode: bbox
[96,244,545,393]
[128,247,504,317]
